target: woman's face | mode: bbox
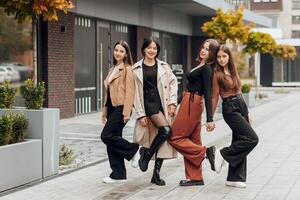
[217,50,229,68]
[199,42,210,61]
[144,41,157,60]
[113,44,126,64]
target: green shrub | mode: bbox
[0,113,13,146]
[241,84,252,93]
[0,81,17,109]
[23,79,45,109]
[11,113,29,143]
[59,144,76,166]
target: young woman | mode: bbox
[132,37,178,186]
[101,40,140,183]
[212,45,259,188]
[168,39,219,186]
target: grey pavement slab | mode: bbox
[2,90,300,199]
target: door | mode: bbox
[74,16,97,114]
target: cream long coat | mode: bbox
[132,59,178,159]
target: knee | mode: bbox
[249,133,259,148]
[101,133,110,144]
[158,126,172,140]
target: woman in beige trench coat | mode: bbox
[132,37,178,186]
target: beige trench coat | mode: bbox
[132,59,178,159]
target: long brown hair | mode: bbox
[113,40,133,66]
[196,39,220,65]
[215,45,241,92]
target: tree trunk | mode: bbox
[248,56,255,78]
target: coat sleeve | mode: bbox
[122,66,135,119]
[133,71,146,119]
[166,65,178,106]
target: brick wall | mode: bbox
[45,12,75,119]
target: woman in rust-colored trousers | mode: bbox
[169,39,219,186]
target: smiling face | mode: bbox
[113,44,126,64]
[217,50,229,68]
[144,41,158,60]
[199,42,210,62]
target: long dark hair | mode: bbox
[141,37,161,58]
[113,40,133,66]
[196,39,219,65]
[215,45,241,92]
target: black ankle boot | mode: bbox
[151,158,166,186]
[138,147,151,172]
[138,126,171,172]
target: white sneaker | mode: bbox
[102,177,127,183]
[226,181,247,188]
[215,150,225,173]
[131,146,141,168]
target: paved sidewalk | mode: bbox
[1,91,300,199]
[58,88,288,169]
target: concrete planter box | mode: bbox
[0,108,60,178]
[0,139,42,192]
[242,92,255,108]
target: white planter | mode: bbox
[242,92,255,108]
[0,139,42,192]
[0,108,60,178]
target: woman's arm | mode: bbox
[123,65,135,121]
[211,72,220,115]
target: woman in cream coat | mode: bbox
[132,37,178,186]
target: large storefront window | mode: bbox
[0,9,34,106]
[273,47,300,82]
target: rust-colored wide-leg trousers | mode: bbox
[169,91,207,180]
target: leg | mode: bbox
[101,107,139,161]
[139,112,171,172]
[107,146,126,180]
[221,111,258,167]
[151,157,166,186]
[227,158,247,182]
[169,99,206,167]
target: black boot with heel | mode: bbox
[138,126,171,172]
[151,158,166,186]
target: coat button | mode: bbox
[164,86,167,88]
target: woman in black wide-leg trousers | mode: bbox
[221,95,258,182]
[212,45,259,188]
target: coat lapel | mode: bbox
[157,60,167,81]
[133,59,143,84]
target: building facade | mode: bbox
[250,0,300,86]
[38,0,271,118]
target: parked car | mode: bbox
[1,63,33,82]
[0,67,11,82]
[2,66,20,82]
[0,70,5,83]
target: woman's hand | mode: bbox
[138,117,148,127]
[248,113,253,126]
[168,104,177,117]
[123,116,130,124]
[206,122,215,132]
[102,115,107,124]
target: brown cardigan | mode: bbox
[102,64,135,120]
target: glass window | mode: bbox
[292,31,300,38]
[293,0,300,9]
[0,9,34,107]
[292,16,300,24]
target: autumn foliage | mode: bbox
[272,44,297,60]
[0,0,74,22]
[201,6,254,44]
[244,31,276,56]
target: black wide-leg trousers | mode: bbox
[101,104,139,180]
[221,97,259,182]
